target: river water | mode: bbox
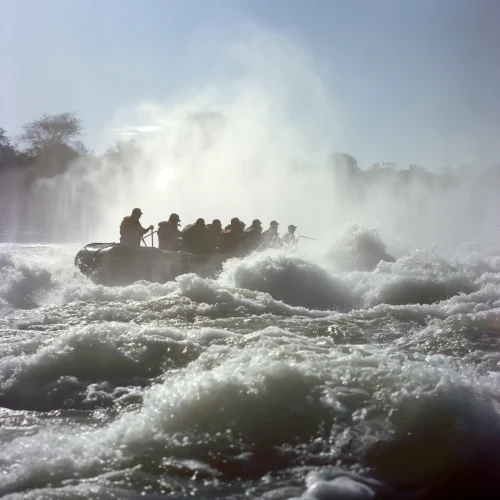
[1,231,500,499]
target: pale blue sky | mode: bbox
[1,0,499,169]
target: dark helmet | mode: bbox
[288,224,297,231]
[196,218,205,226]
[212,219,222,228]
[252,219,261,227]
[231,217,240,225]
[270,220,279,227]
[169,213,180,225]
[132,208,143,217]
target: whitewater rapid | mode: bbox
[1,230,500,499]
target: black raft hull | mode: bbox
[75,243,225,286]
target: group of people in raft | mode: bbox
[120,208,298,255]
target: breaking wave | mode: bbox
[2,233,500,498]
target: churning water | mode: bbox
[2,229,500,499]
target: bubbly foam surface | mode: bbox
[1,238,500,498]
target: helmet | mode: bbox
[288,225,297,231]
[212,219,222,227]
[132,208,143,216]
[252,219,261,227]
[169,213,180,221]
[270,220,279,227]
[196,218,205,226]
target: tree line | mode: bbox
[1,112,499,242]
[1,112,87,175]
[3,111,495,183]
[0,113,140,241]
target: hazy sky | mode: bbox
[1,0,499,169]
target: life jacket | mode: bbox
[182,223,196,235]
[219,228,242,251]
[121,216,142,231]
[261,229,280,249]
[198,226,221,254]
[243,226,261,235]
[262,229,279,240]
[158,221,181,251]
[182,224,205,251]
[120,216,142,246]
[282,232,296,246]
[158,220,179,230]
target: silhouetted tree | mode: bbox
[333,153,359,173]
[18,112,83,155]
[0,127,19,170]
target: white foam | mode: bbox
[1,323,493,495]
